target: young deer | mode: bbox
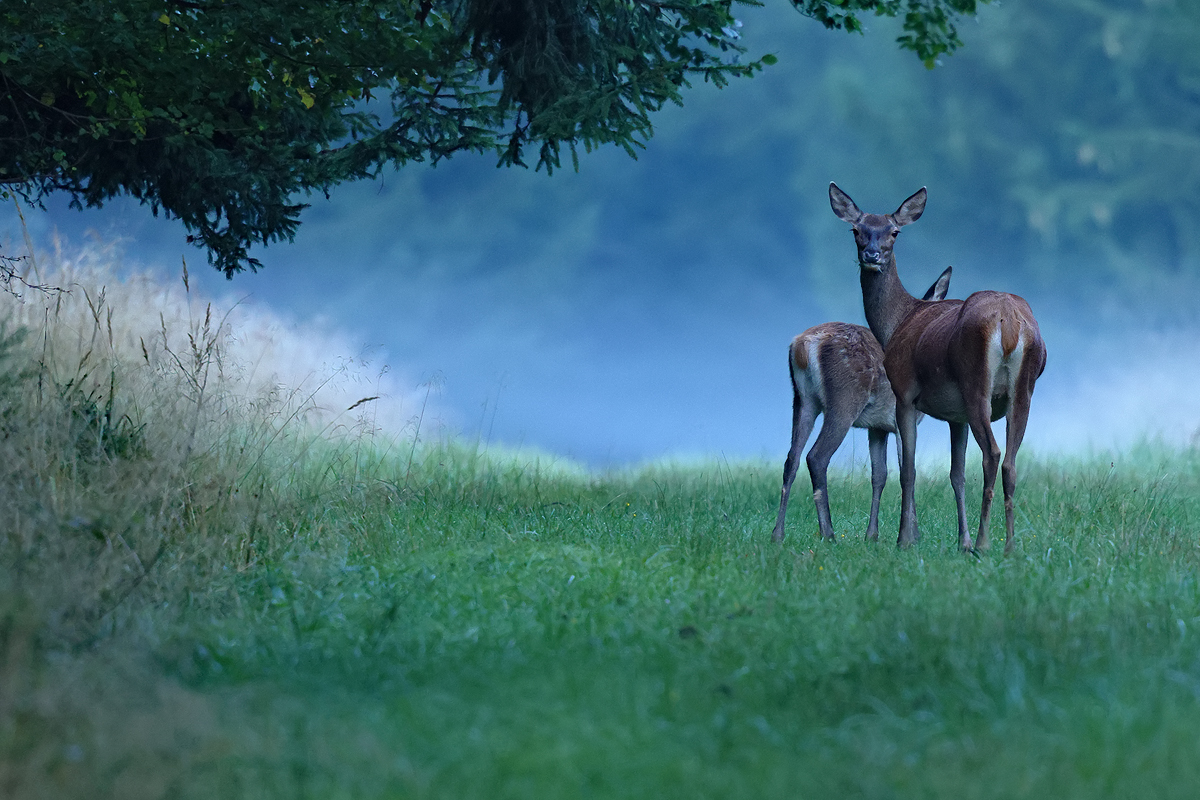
[829,183,1047,554]
[771,266,952,543]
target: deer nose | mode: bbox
[862,249,882,263]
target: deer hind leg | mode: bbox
[773,392,819,542]
[1000,367,1038,554]
[966,396,1002,553]
[949,421,971,552]
[806,406,857,542]
[866,428,889,542]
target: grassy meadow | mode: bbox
[4,251,1200,799]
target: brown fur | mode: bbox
[772,267,952,543]
[830,182,1047,554]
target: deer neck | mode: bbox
[860,259,918,349]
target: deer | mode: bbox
[771,266,953,544]
[828,182,1047,554]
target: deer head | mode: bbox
[830,183,927,273]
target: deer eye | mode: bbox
[891,228,901,237]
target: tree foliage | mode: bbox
[1,0,984,276]
[800,0,1200,290]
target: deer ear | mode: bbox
[829,182,863,223]
[893,187,927,226]
[923,266,952,301]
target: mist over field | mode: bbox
[5,0,1199,467]
[8,6,1200,792]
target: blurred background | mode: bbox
[4,0,1199,466]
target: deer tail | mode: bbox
[1000,315,1021,360]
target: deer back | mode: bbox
[885,290,1045,423]
[791,322,893,430]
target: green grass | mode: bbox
[8,443,1200,798]
[4,259,1200,798]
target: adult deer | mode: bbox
[828,182,1046,554]
[771,266,952,543]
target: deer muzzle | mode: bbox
[859,249,886,271]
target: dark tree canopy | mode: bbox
[0,0,984,276]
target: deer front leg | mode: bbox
[949,421,971,552]
[865,428,888,542]
[772,394,819,542]
[895,400,920,548]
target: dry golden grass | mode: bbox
[0,241,442,797]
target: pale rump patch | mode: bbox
[790,333,826,408]
[987,319,1027,407]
